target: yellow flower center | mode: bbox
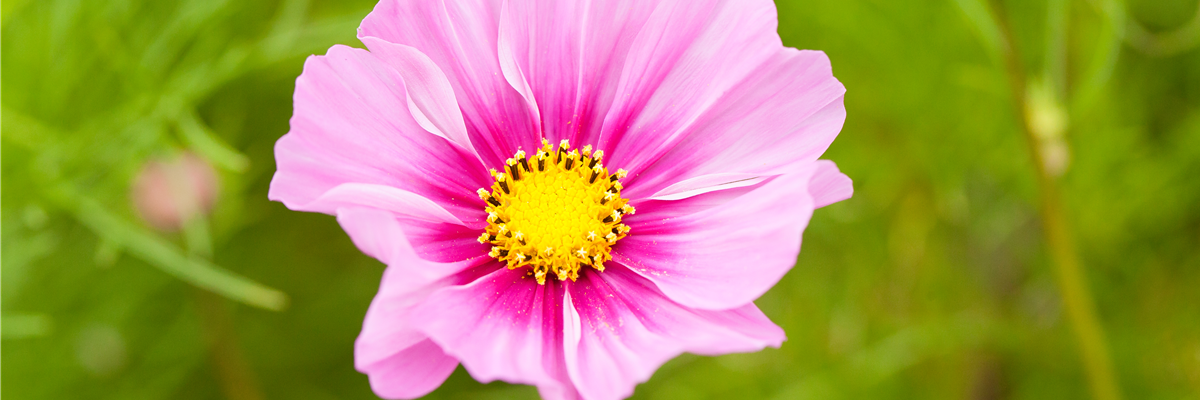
[477,139,633,284]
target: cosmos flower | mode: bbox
[269,0,851,399]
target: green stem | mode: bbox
[990,3,1122,400]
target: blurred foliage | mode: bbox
[2,0,1199,399]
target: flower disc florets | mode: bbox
[477,139,633,284]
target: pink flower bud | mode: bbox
[131,152,219,231]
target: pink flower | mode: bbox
[269,0,851,399]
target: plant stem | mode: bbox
[989,3,1123,400]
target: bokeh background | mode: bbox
[3,0,1199,398]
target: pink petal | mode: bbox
[620,48,846,200]
[809,160,853,208]
[562,266,785,400]
[615,166,817,310]
[337,207,488,296]
[596,0,783,174]
[359,0,540,167]
[646,172,770,201]
[269,45,491,222]
[398,218,492,263]
[301,183,468,226]
[363,338,459,400]
[412,267,575,394]
[360,37,477,161]
[629,173,775,220]
[495,0,660,146]
[342,207,494,398]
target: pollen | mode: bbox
[478,139,633,284]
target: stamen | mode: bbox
[509,163,520,181]
[589,166,602,184]
[517,150,531,172]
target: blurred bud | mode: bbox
[1025,79,1066,141]
[1024,79,1071,177]
[132,152,219,231]
[76,324,127,377]
[1039,137,1071,178]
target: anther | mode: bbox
[589,167,601,183]
[509,163,521,180]
[519,154,531,173]
[600,191,614,205]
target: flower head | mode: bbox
[269,0,852,399]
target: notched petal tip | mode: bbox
[809,160,853,209]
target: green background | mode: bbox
[3,0,1199,398]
